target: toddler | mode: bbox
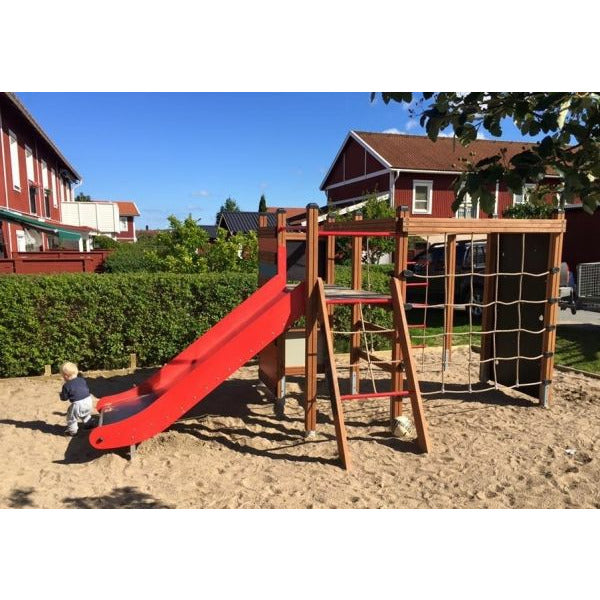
[59,362,94,436]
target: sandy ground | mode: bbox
[1,347,599,509]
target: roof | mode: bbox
[2,92,82,182]
[218,211,276,233]
[92,200,140,216]
[199,225,218,239]
[321,130,558,189]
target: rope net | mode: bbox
[330,230,554,400]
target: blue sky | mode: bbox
[18,92,537,230]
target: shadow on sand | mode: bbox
[62,486,172,508]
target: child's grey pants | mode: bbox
[66,396,93,433]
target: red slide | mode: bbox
[90,251,304,451]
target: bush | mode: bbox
[92,235,119,250]
[0,272,257,377]
[104,239,163,273]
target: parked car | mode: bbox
[409,240,486,319]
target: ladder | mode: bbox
[315,276,431,471]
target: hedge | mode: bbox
[0,266,396,378]
[0,272,257,378]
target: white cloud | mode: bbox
[382,128,404,134]
[405,118,419,131]
[190,190,210,198]
[477,131,487,140]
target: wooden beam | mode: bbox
[390,277,431,453]
[479,232,498,382]
[443,234,457,368]
[316,278,351,470]
[391,206,409,421]
[539,210,565,407]
[403,217,565,236]
[304,204,320,433]
[326,215,336,319]
[350,213,363,394]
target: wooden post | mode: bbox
[391,277,431,453]
[479,233,498,382]
[44,364,52,377]
[391,206,409,422]
[129,353,137,371]
[539,209,565,407]
[276,209,287,408]
[304,204,320,434]
[443,234,457,369]
[326,215,336,319]
[316,278,351,470]
[350,213,363,395]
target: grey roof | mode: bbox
[199,225,219,239]
[218,211,276,233]
[2,92,82,182]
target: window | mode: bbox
[120,217,128,232]
[41,160,48,189]
[412,180,433,214]
[44,191,51,217]
[513,184,536,205]
[455,193,479,219]
[50,169,58,207]
[25,146,34,182]
[8,131,20,190]
[29,185,37,214]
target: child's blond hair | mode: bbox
[60,362,79,379]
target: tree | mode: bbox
[373,92,600,214]
[216,197,240,222]
[75,193,91,202]
[258,194,267,213]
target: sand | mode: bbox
[1,347,599,509]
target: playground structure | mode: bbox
[89,205,565,470]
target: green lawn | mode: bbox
[555,324,600,374]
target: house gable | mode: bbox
[320,131,390,190]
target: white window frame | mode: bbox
[412,180,433,215]
[50,168,58,208]
[8,131,20,191]
[513,183,536,205]
[119,217,129,232]
[41,160,48,189]
[25,145,34,182]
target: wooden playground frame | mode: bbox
[258,205,566,468]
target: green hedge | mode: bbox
[0,272,257,378]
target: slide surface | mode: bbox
[90,270,304,450]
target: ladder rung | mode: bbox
[408,324,426,329]
[340,391,411,401]
[326,297,392,305]
[411,344,426,349]
[406,282,428,288]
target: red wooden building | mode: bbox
[0,92,92,259]
[320,131,560,218]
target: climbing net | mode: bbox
[330,231,555,400]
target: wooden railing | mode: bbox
[0,250,111,275]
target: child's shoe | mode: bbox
[64,428,77,437]
[83,418,96,430]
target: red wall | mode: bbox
[115,216,136,241]
[0,95,75,256]
[562,207,600,271]
[324,137,387,187]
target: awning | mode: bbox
[0,207,81,241]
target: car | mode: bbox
[408,240,486,319]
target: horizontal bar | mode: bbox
[402,218,564,235]
[326,297,392,305]
[318,230,396,237]
[408,323,426,329]
[340,391,410,401]
[406,282,428,288]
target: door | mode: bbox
[16,230,26,252]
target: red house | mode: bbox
[0,92,93,258]
[320,131,560,218]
